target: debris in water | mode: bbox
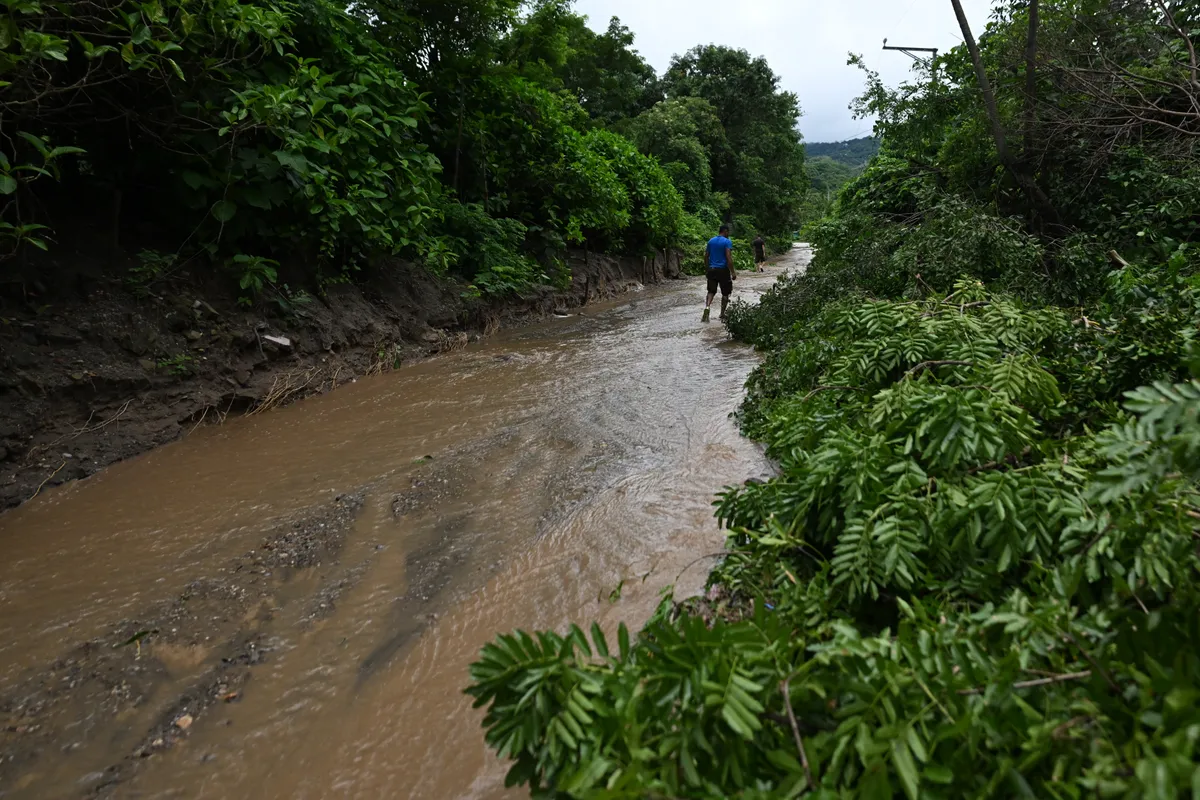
[113,629,156,649]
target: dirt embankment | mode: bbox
[0,249,681,510]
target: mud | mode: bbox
[0,247,807,800]
[0,491,364,795]
[0,249,681,510]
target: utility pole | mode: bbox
[882,39,939,79]
[881,39,938,63]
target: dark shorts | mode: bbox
[707,268,732,296]
[754,251,766,263]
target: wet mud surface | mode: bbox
[0,248,807,799]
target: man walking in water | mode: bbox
[753,234,767,271]
[702,223,735,322]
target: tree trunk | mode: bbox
[1022,0,1040,158]
[453,84,464,195]
[949,0,1060,228]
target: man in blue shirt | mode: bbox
[702,223,736,322]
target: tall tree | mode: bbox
[661,45,806,233]
[625,97,729,211]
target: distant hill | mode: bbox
[805,137,880,169]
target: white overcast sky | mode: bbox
[573,0,996,143]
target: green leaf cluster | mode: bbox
[469,272,1200,798]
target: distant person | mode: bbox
[753,235,767,271]
[702,224,735,323]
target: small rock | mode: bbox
[184,330,204,342]
[166,313,190,333]
[174,714,194,730]
[123,329,159,356]
[221,691,239,702]
[10,349,39,369]
[44,326,83,345]
[139,359,157,372]
[152,737,165,748]
[70,372,85,382]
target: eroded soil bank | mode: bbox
[0,247,806,799]
[0,249,680,510]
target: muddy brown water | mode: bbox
[0,247,808,799]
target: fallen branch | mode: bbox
[1052,715,1094,740]
[957,670,1092,696]
[780,677,815,791]
[187,406,210,435]
[29,461,67,501]
[914,272,936,296]
[1062,631,1120,693]
[672,551,729,585]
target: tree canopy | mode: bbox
[661,45,808,235]
[0,0,803,298]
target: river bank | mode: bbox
[0,250,681,511]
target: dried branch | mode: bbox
[780,677,815,791]
[957,671,1093,696]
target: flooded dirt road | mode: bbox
[0,247,807,799]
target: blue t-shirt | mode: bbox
[706,235,733,268]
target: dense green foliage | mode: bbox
[797,139,879,229]
[469,0,1200,796]
[0,0,803,297]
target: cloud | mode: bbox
[573,0,996,142]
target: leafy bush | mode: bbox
[0,0,442,280]
[437,201,550,297]
[583,129,684,252]
[469,275,1200,798]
